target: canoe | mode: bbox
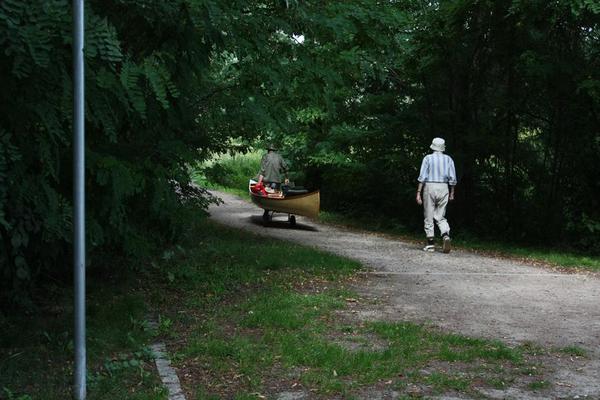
[249,181,320,219]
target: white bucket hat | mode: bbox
[430,137,445,152]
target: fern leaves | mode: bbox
[119,54,180,118]
[120,60,147,117]
[86,15,123,62]
[143,54,180,109]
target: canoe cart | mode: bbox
[249,180,320,226]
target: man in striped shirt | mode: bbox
[416,137,457,253]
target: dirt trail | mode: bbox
[209,191,600,399]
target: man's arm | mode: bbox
[416,182,423,205]
[448,157,457,201]
[416,156,428,205]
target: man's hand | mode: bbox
[416,192,422,205]
[449,190,455,201]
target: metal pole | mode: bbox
[73,0,86,399]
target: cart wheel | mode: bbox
[289,215,296,226]
[262,210,271,225]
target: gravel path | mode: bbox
[208,191,600,398]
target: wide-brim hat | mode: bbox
[430,137,445,152]
[267,143,277,151]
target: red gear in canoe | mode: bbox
[251,182,268,196]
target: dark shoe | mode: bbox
[423,238,435,252]
[442,235,451,253]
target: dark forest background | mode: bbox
[1,0,599,306]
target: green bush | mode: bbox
[201,152,262,190]
[0,1,221,306]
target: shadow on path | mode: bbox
[248,215,319,231]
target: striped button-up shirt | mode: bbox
[417,151,457,186]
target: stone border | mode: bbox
[147,318,186,400]
[150,342,186,400]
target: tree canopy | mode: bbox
[1,0,599,304]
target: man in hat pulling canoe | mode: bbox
[257,143,289,190]
[416,137,457,253]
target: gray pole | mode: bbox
[73,0,86,399]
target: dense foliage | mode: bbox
[210,0,600,251]
[0,1,235,305]
[1,0,599,305]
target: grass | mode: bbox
[0,284,167,400]
[3,214,579,398]
[174,283,545,397]
[0,217,360,400]
[144,221,558,398]
[559,345,587,357]
[528,380,551,390]
[426,373,471,392]
[191,151,262,199]
[154,221,360,306]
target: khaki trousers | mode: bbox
[423,182,450,238]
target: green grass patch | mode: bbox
[158,220,361,305]
[0,286,166,400]
[136,219,569,398]
[176,269,539,397]
[486,377,510,389]
[528,380,551,390]
[184,307,535,395]
[191,151,262,198]
[426,372,471,392]
[3,216,577,399]
[559,345,587,357]
[195,387,221,400]
[239,290,344,330]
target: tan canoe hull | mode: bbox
[249,188,320,219]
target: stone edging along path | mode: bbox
[148,319,186,400]
[150,343,185,400]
